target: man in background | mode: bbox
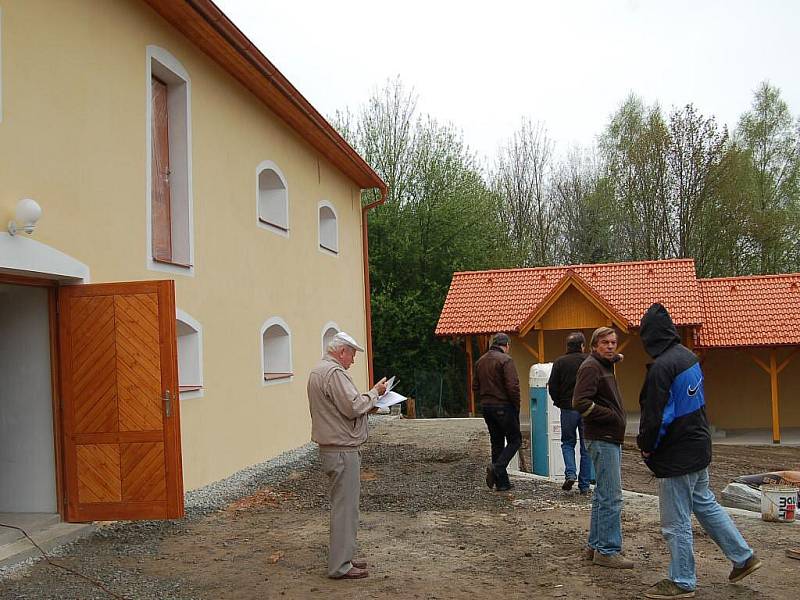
[638,303,761,598]
[473,332,521,492]
[573,327,632,569]
[307,332,387,580]
[548,332,594,494]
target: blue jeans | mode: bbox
[659,468,753,591]
[586,439,623,555]
[560,409,594,490]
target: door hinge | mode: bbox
[163,389,172,417]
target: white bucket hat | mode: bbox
[333,331,365,352]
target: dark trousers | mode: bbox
[482,404,521,486]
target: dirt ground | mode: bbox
[1,417,799,599]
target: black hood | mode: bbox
[640,303,680,358]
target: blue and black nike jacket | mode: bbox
[637,303,712,478]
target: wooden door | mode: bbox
[58,280,184,522]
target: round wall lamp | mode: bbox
[7,198,42,236]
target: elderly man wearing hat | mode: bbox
[307,332,387,580]
[473,332,521,492]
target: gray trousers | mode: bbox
[320,450,361,577]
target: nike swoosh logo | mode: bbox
[688,379,703,396]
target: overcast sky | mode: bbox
[215,0,800,164]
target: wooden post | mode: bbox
[770,348,780,444]
[465,335,475,417]
[405,397,416,419]
[537,327,545,363]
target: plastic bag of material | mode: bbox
[721,482,762,512]
[734,471,800,490]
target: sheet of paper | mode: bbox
[384,375,396,393]
[375,390,406,409]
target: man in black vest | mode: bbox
[548,332,594,494]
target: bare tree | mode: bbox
[493,119,558,266]
[553,146,614,265]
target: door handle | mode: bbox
[164,389,172,417]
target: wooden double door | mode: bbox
[57,280,184,522]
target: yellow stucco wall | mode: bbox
[702,347,800,431]
[0,1,371,489]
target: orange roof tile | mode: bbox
[697,274,800,347]
[435,259,703,336]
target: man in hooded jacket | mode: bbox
[638,303,761,599]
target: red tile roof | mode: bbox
[697,274,800,348]
[435,259,703,336]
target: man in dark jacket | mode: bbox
[473,332,521,492]
[573,326,632,569]
[548,332,594,493]
[638,303,761,599]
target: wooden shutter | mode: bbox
[58,280,184,522]
[152,77,173,262]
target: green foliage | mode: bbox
[735,82,800,273]
[332,79,513,415]
[333,77,800,415]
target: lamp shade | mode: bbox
[15,198,42,227]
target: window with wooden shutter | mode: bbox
[148,48,193,272]
[151,77,172,262]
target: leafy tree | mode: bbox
[601,95,672,261]
[332,78,513,415]
[735,82,800,273]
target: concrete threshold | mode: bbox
[0,519,97,570]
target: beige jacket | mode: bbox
[307,356,378,451]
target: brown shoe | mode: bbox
[583,547,595,561]
[351,559,367,569]
[593,552,634,569]
[787,548,800,561]
[729,553,761,582]
[331,566,369,579]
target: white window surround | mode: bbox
[318,200,339,256]
[256,160,289,237]
[321,321,340,356]
[145,45,195,276]
[260,316,293,386]
[176,309,203,399]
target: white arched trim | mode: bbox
[318,199,339,256]
[0,233,89,281]
[321,321,340,355]
[260,316,293,386]
[176,308,203,399]
[145,45,194,277]
[256,160,290,237]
